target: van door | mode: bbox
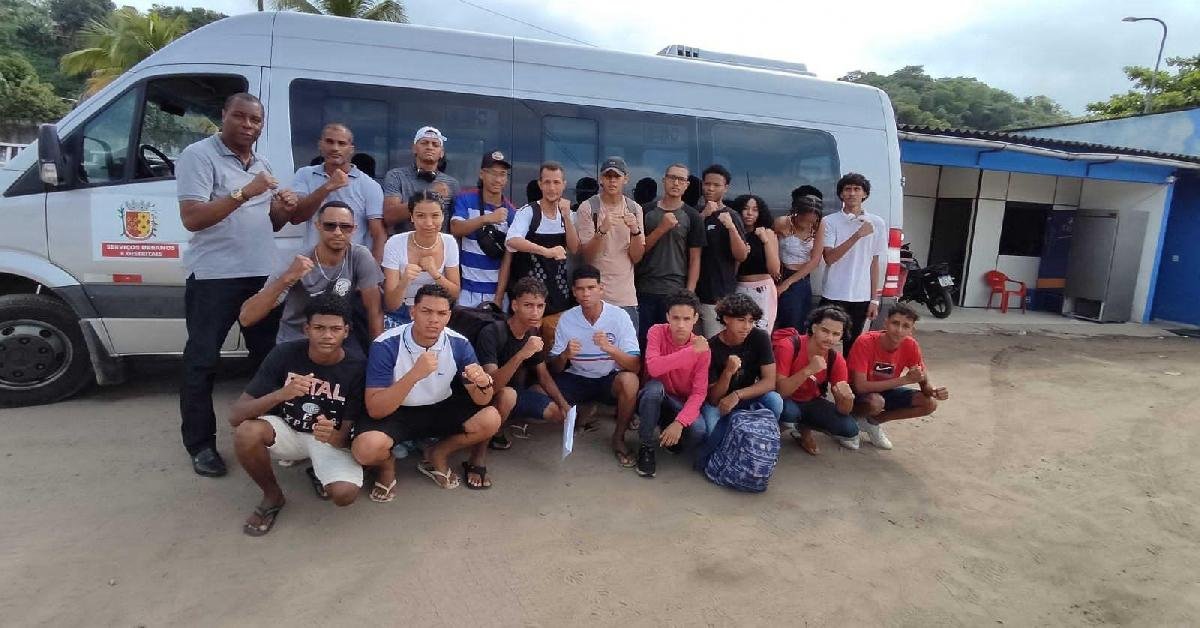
[45,72,253,355]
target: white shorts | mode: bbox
[262,416,364,487]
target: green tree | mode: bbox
[49,0,114,39]
[0,53,70,122]
[60,7,188,97]
[150,4,226,30]
[1086,55,1200,118]
[841,65,1070,131]
[271,0,408,22]
[0,0,83,97]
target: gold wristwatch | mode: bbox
[231,187,245,202]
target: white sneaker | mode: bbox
[835,433,861,450]
[860,420,893,450]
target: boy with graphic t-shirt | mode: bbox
[773,305,860,456]
[230,294,366,537]
[701,292,784,433]
[847,303,950,450]
[636,290,712,478]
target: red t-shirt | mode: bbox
[847,331,925,382]
[772,333,848,403]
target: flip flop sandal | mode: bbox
[613,449,636,468]
[242,503,284,537]
[792,431,821,456]
[416,461,460,489]
[369,479,397,503]
[510,424,531,440]
[305,466,329,500]
[489,433,512,450]
[461,461,492,490]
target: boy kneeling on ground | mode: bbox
[230,293,365,537]
[847,302,950,450]
[701,292,784,431]
[637,290,712,478]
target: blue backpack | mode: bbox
[702,406,781,493]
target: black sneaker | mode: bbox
[191,447,227,477]
[636,445,656,478]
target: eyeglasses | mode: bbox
[664,174,688,183]
[320,221,356,233]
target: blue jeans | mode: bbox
[698,391,784,441]
[781,397,858,438]
[776,275,812,331]
[636,379,705,449]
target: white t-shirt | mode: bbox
[381,232,459,305]
[821,210,888,302]
[551,302,640,378]
[506,203,566,249]
[366,324,477,406]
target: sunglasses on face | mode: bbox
[320,221,356,233]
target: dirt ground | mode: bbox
[1,331,1198,626]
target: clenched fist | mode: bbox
[593,332,615,353]
[855,219,874,239]
[718,211,735,229]
[284,254,315,283]
[725,354,742,373]
[542,246,567,261]
[487,206,509,224]
[519,335,545,359]
[242,171,278,198]
[659,211,679,231]
[831,380,854,401]
[280,372,314,401]
[807,353,827,376]
[904,366,926,385]
[403,263,423,282]
[564,339,583,360]
[691,335,709,354]
[418,255,438,276]
[410,350,439,379]
[312,414,336,444]
[463,363,492,388]
[325,168,350,192]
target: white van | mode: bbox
[0,12,903,406]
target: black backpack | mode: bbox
[448,301,506,344]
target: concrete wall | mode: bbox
[900,163,938,266]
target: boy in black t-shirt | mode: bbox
[698,293,784,434]
[230,294,365,537]
[476,277,572,450]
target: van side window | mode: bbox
[703,120,840,212]
[543,116,597,203]
[289,79,513,188]
[135,75,248,180]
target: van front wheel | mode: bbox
[0,294,94,407]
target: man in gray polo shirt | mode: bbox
[382,126,460,232]
[287,123,387,262]
[176,92,295,477]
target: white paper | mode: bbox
[562,405,577,459]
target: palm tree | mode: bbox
[60,8,189,97]
[270,0,408,22]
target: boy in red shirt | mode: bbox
[636,290,711,478]
[848,303,950,450]
[773,305,859,455]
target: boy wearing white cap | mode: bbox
[382,126,460,232]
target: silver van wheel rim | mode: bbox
[0,319,73,389]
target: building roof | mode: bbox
[1011,105,1200,132]
[899,123,1200,165]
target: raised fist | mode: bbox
[564,339,583,360]
[243,171,278,198]
[855,219,875,239]
[280,372,313,400]
[832,380,854,400]
[808,353,827,376]
[410,350,439,379]
[463,363,492,388]
[691,335,709,354]
[905,366,926,385]
[659,211,679,230]
[520,335,545,358]
[543,246,568,261]
[326,168,350,191]
[418,255,438,275]
[725,354,742,373]
[285,254,315,282]
[312,415,336,443]
[487,206,509,224]
[403,263,423,281]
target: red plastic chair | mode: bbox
[984,271,1026,314]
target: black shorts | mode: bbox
[354,392,485,443]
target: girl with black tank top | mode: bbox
[731,194,780,331]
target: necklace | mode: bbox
[412,233,439,251]
[313,247,347,283]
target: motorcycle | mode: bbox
[899,243,955,319]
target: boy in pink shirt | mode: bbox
[636,290,711,478]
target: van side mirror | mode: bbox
[37,124,67,186]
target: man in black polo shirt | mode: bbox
[695,164,749,337]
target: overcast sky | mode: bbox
[124,0,1198,115]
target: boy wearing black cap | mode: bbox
[450,150,517,308]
